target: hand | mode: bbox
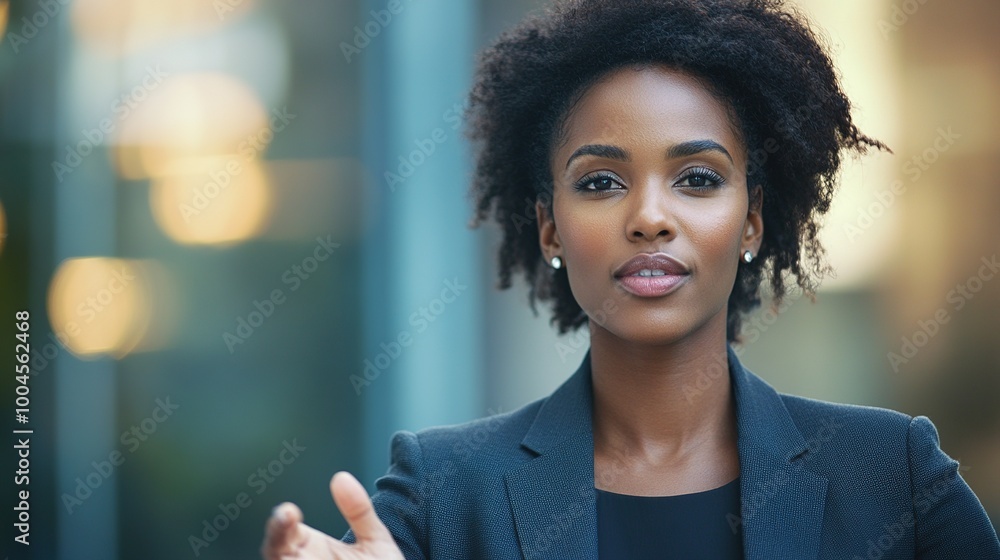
[261,471,406,560]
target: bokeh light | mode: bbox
[71,0,255,54]
[47,257,155,358]
[0,1,9,40]
[796,0,901,291]
[114,72,269,180]
[149,157,272,245]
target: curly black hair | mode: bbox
[462,0,889,343]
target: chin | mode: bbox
[600,318,695,348]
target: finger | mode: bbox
[261,502,305,559]
[330,471,393,544]
[293,521,356,558]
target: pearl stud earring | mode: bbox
[742,250,754,263]
[550,256,562,269]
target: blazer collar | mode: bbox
[504,345,828,560]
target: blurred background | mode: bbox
[0,0,997,558]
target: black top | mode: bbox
[596,477,744,560]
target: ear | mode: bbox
[535,198,562,262]
[742,185,764,254]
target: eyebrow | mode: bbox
[667,140,734,164]
[564,139,734,170]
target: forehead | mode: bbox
[552,64,744,162]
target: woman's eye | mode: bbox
[676,168,725,189]
[574,174,623,192]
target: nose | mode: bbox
[626,181,676,242]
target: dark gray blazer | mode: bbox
[343,345,1000,559]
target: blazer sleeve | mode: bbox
[340,430,429,560]
[908,415,1000,559]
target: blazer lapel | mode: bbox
[727,345,829,560]
[505,345,829,560]
[506,351,598,560]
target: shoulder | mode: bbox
[775,394,1000,554]
[775,392,964,503]
[347,398,550,553]
[779,392,914,445]
[374,394,551,497]
[403,396,546,469]
[778,392,960,456]
[776,392,936,469]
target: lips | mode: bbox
[613,253,690,298]
[613,252,690,278]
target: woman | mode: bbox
[262,0,1000,558]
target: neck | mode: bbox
[589,313,736,461]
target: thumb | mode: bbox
[330,471,394,545]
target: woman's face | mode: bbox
[538,64,763,346]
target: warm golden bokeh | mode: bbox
[149,156,272,245]
[2,1,994,555]
[71,0,255,54]
[0,0,9,40]
[46,257,155,358]
[113,72,269,180]
[791,0,902,291]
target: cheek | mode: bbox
[689,214,742,256]
[553,204,619,310]
[556,205,617,265]
[680,199,747,259]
